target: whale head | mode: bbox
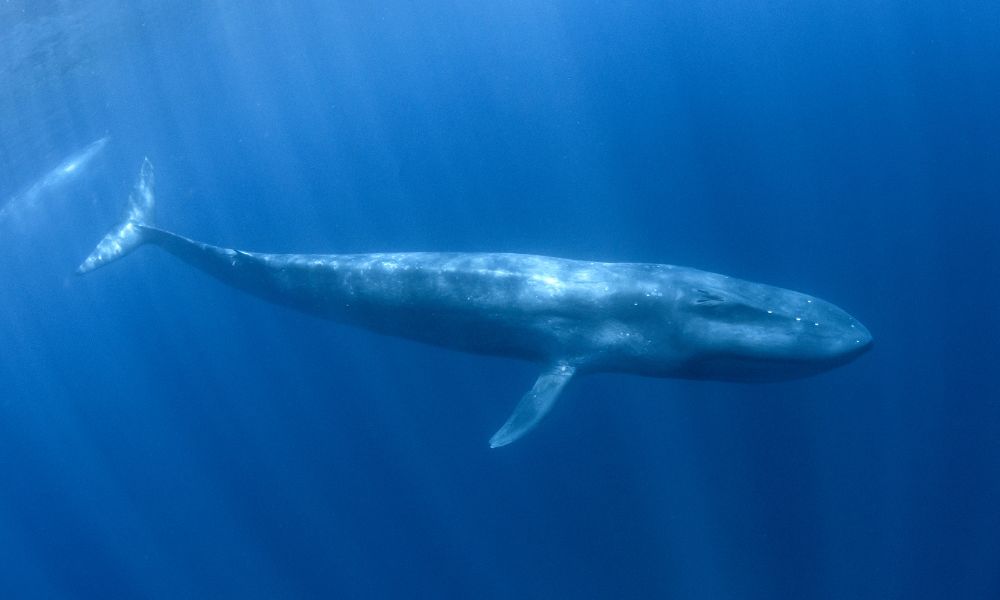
[668,271,872,381]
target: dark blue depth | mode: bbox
[1,1,998,598]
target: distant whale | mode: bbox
[1,136,109,222]
[79,159,873,447]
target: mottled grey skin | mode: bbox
[136,234,870,381]
[79,160,873,446]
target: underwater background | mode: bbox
[1,1,998,598]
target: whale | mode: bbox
[78,159,873,447]
[1,136,109,223]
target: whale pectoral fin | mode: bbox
[489,363,576,448]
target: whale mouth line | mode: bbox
[678,342,872,381]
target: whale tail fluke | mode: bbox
[77,158,155,274]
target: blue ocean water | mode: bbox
[1,1,998,598]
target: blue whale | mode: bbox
[1,136,109,223]
[79,160,873,447]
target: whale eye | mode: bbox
[694,289,726,305]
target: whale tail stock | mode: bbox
[77,158,155,274]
